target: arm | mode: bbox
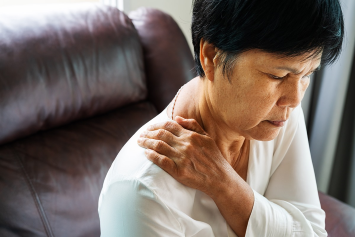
[137,108,326,237]
[99,179,183,237]
[246,107,326,236]
[190,107,326,237]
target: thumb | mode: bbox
[174,116,207,135]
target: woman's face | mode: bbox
[205,49,321,141]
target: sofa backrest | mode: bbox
[0,4,194,237]
[0,3,147,146]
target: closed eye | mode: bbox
[268,74,286,80]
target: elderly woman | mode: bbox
[99,0,344,236]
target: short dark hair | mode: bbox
[192,0,344,79]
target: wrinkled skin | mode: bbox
[137,40,321,236]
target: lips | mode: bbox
[267,120,286,127]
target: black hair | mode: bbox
[192,0,344,79]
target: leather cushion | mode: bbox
[319,191,355,236]
[0,101,157,237]
[0,4,147,145]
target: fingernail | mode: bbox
[146,125,153,131]
[137,137,143,143]
[140,131,147,137]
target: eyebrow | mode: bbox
[275,65,321,74]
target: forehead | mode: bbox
[244,49,322,69]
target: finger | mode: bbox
[140,129,176,146]
[137,137,179,157]
[174,116,207,135]
[144,149,177,175]
[146,121,182,137]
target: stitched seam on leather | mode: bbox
[14,143,55,237]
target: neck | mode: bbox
[171,77,247,165]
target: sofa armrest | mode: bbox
[319,191,355,236]
[130,8,195,113]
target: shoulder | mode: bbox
[103,108,170,184]
[100,108,195,213]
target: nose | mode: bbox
[277,79,306,108]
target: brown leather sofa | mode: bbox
[0,3,353,237]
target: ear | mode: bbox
[199,39,218,82]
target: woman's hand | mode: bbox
[137,116,254,237]
[137,116,235,198]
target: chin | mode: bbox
[246,128,282,141]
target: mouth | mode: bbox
[267,120,286,127]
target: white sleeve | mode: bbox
[245,107,327,237]
[99,179,183,237]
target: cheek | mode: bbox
[238,85,278,126]
[221,86,278,130]
[212,69,279,129]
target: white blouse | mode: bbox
[98,105,327,237]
